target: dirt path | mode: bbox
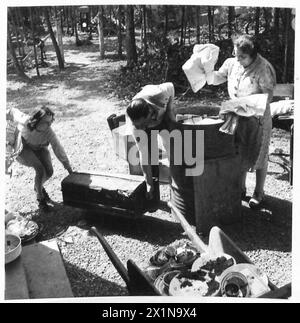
[5,36,292,297]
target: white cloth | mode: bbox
[219,115,239,135]
[219,93,269,118]
[270,99,294,117]
[182,44,219,93]
[219,94,268,136]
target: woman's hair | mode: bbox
[232,34,259,59]
[126,98,150,121]
[27,106,55,131]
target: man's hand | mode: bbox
[145,183,154,200]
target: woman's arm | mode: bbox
[48,129,72,173]
[206,58,232,86]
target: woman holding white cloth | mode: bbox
[206,34,276,208]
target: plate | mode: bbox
[168,271,220,297]
[191,253,236,281]
[219,264,270,298]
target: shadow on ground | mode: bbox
[220,194,292,253]
[63,260,128,297]
[84,209,185,248]
[20,186,292,256]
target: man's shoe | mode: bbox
[249,191,265,209]
[37,198,50,212]
[42,188,51,202]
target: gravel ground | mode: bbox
[5,36,293,299]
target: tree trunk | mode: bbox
[65,6,70,35]
[142,5,147,55]
[73,7,80,45]
[16,7,26,57]
[60,7,64,34]
[97,6,105,59]
[125,5,137,66]
[196,6,200,43]
[9,8,23,58]
[180,6,186,46]
[7,23,29,80]
[282,8,291,83]
[273,8,280,38]
[211,6,215,40]
[228,6,235,39]
[70,6,75,36]
[117,5,123,58]
[56,13,65,62]
[148,6,153,32]
[255,7,260,36]
[208,6,212,42]
[164,5,169,40]
[29,7,40,77]
[44,7,64,69]
[263,7,272,33]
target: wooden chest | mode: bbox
[61,172,159,217]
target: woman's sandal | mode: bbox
[249,191,265,209]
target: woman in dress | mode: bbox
[206,34,276,208]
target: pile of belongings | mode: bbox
[143,242,271,297]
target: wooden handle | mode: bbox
[90,227,130,287]
[168,202,208,253]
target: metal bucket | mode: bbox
[168,114,237,225]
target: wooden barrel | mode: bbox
[168,115,237,225]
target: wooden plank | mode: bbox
[5,256,30,300]
[21,240,73,299]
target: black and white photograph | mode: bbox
[1,0,299,305]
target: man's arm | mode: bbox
[132,128,155,200]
